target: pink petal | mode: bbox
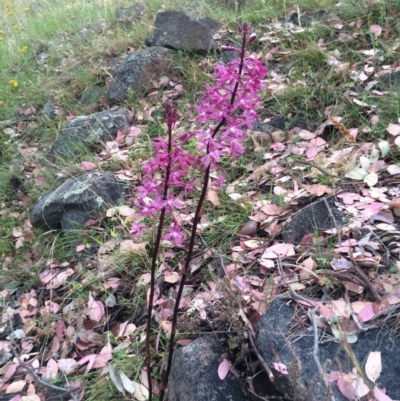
[273,362,288,375]
[218,359,230,380]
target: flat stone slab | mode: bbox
[145,11,220,52]
[108,46,174,104]
[256,299,400,401]
[30,172,129,230]
[281,196,345,244]
[47,108,130,162]
[168,336,247,401]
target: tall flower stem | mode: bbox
[158,25,251,401]
[146,103,175,401]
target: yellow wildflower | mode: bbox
[0,30,4,35]
[7,11,14,16]
[9,79,18,87]
[13,25,19,29]
[0,101,3,106]
[24,7,30,12]
[19,45,28,52]
[4,3,12,10]
[0,37,3,41]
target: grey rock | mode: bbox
[168,336,247,401]
[256,299,400,401]
[47,108,130,162]
[61,209,91,230]
[0,352,12,366]
[253,116,311,134]
[115,3,144,22]
[75,20,107,41]
[145,11,220,52]
[282,196,344,244]
[286,10,331,27]
[42,102,56,119]
[61,209,92,250]
[108,47,174,104]
[30,172,129,230]
[36,52,49,64]
[377,71,400,90]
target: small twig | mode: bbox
[349,302,366,332]
[8,320,76,395]
[247,389,270,400]
[310,307,336,401]
[0,113,33,129]
[248,389,285,400]
[248,330,274,382]
[277,259,337,399]
[318,270,366,287]
[277,258,314,307]
[238,303,255,338]
[218,254,230,278]
[322,198,341,245]
[288,160,336,178]
[348,252,381,302]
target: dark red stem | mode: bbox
[146,111,174,401]
[158,26,249,401]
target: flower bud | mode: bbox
[248,32,257,43]
[164,101,177,130]
[221,45,241,51]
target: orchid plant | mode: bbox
[131,22,266,401]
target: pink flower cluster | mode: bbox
[131,23,266,244]
[196,55,266,184]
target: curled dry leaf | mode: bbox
[164,272,181,283]
[261,203,284,216]
[98,239,118,254]
[92,343,113,369]
[373,387,394,401]
[21,396,41,401]
[6,381,27,394]
[58,358,77,374]
[207,189,221,207]
[389,198,400,209]
[76,244,86,252]
[133,381,149,401]
[120,371,136,394]
[364,173,378,187]
[88,292,105,322]
[47,268,74,289]
[46,358,58,380]
[81,161,97,171]
[108,363,123,393]
[358,303,376,322]
[304,184,332,196]
[238,220,258,235]
[387,165,400,175]
[365,351,382,383]
[387,124,400,136]
[337,377,355,399]
[370,24,382,36]
[119,240,147,254]
[3,363,18,382]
